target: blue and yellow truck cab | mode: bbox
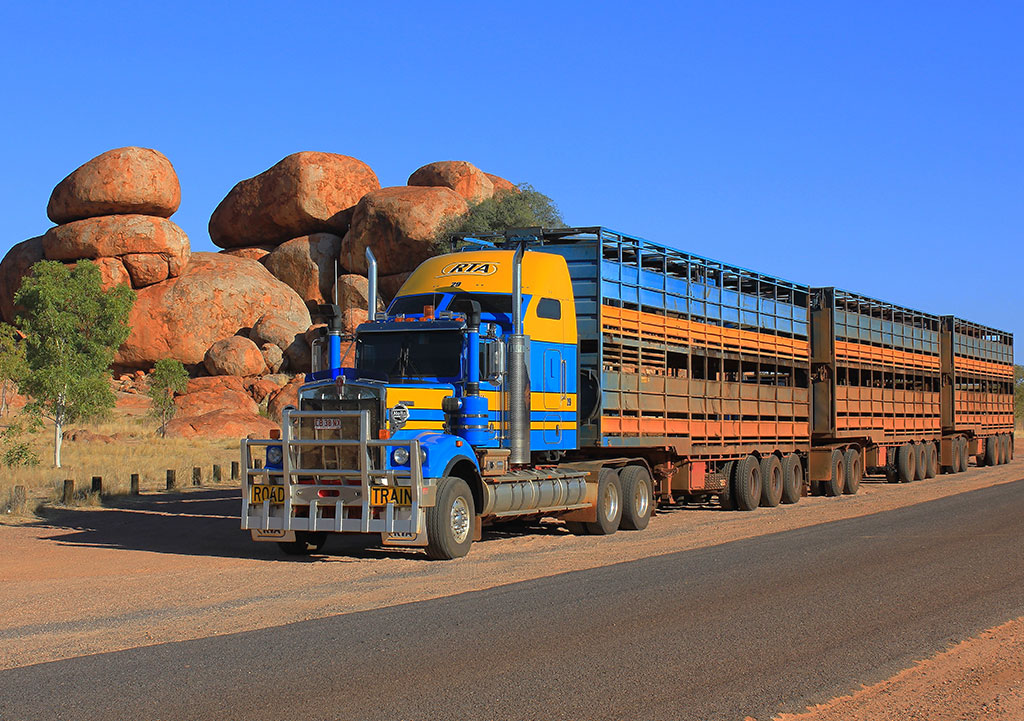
[242,235,613,560]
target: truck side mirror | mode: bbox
[481,338,506,382]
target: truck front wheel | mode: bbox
[425,476,475,560]
[585,468,622,535]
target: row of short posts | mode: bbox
[52,461,242,504]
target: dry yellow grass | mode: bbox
[1,414,240,515]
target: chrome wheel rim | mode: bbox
[603,482,620,522]
[450,496,470,544]
[634,481,649,518]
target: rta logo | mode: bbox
[440,262,498,276]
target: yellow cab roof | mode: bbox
[395,249,571,299]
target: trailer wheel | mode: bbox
[950,438,963,473]
[898,444,916,483]
[278,531,327,556]
[823,449,844,497]
[958,437,970,472]
[719,461,737,510]
[425,476,475,560]
[1010,434,1015,461]
[781,454,803,504]
[1001,434,1011,465]
[984,437,998,467]
[759,455,783,507]
[843,448,862,495]
[585,468,622,535]
[618,465,653,531]
[914,443,927,481]
[925,443,938,478]
[732,455,762,511]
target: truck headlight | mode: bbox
[266,445,283,468]
[392,447,410,466]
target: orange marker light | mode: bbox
[423,305,435,320]
[378,429,391,440]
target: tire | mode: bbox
[1001,434,1011,465]
[619,465,653,531]
[425,476,475,560]
[278,531,327,556]
[843,448,862,495]
[781,454,803,504]
[718,461,737,511]
[914,443,927,481]
[759,455,783,508]
[585,468,622,535]
[950,438,963,474]
[732,455,762,511]
[885,447,899,483]
[958,437,969,472]
[984,437,998,467]
[1010,434,1015,462]
[898,444,916,483]
[823,449,844,497]
[925,443,938,479]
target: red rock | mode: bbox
[245,377,281,403]
[43,215,190,286]
[379,271,412,302]
[122,253,171,286]
[47,147,181,224]
[261,343,285,373]
[268,375,305,421]
[165,409,277,440]
[408,161,494,204]
[264,233,343,306]
[219,246,274,262]
[250,311,311,372]
[342,308,369,334]
[332,273,384,313]
[204,336,267,376]
[339,186,468,276]
[176,384,257,417]
[115,252,311,369]
[115,391,152,417]
[64,429,115,443]
[209,152,380,248]
[186,375,247,395]
[92,257,132,289]
[0,236,44,324]
[304,323,327,345]
[484,173,518,195]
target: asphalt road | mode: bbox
[3,480,1023,721]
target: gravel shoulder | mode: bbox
[1,445,1021,692]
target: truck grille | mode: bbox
[296,397,382,476]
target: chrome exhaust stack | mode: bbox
[508,242,531,464]
[365,247,380,321]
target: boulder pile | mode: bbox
[0,148,518,439]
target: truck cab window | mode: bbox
[537,298,561,320]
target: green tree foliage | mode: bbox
[0,323,27,417]
[148,358,189,438]
[1,417,41,468]
[14,260,135,467]
[434,184,565,251]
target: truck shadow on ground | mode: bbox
[30,489,402,562]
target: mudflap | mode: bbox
[380,509,429,547]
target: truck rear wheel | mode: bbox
[759,455,783,507]
[823,449,844,497]
[425,476,475,560]
[843,448,861,495]
[950,438,963,473]
[278,531,327,556]
[732,455,762,511]
[925,443,938,478]
[898,444,916,483]
[618,465,653,531]
[984,437,998,467]
[958,437,969,472]
[781,454,803,504]
[585,468,622,535]
[914,443,927,481]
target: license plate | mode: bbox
[314,418,343,430]
[369,485,412,506]
[250,484,286,504]
[251,529,295,542]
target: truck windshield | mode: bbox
[356,330,462,380]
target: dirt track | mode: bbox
[1,445,1021,718]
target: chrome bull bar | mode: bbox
[241,408,427,544]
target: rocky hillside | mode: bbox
[0,147,516,438]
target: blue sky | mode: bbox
[2,2,1021,358]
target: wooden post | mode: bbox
[166,469,176,490]
[130,473,140,495]
[62,479,74,504]
[231,461,240,480]
[213,464,222,482]
[91,476,102,494]
[192,467,202,486]
[11,485,26,513]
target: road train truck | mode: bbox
[241,227,1014,559]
